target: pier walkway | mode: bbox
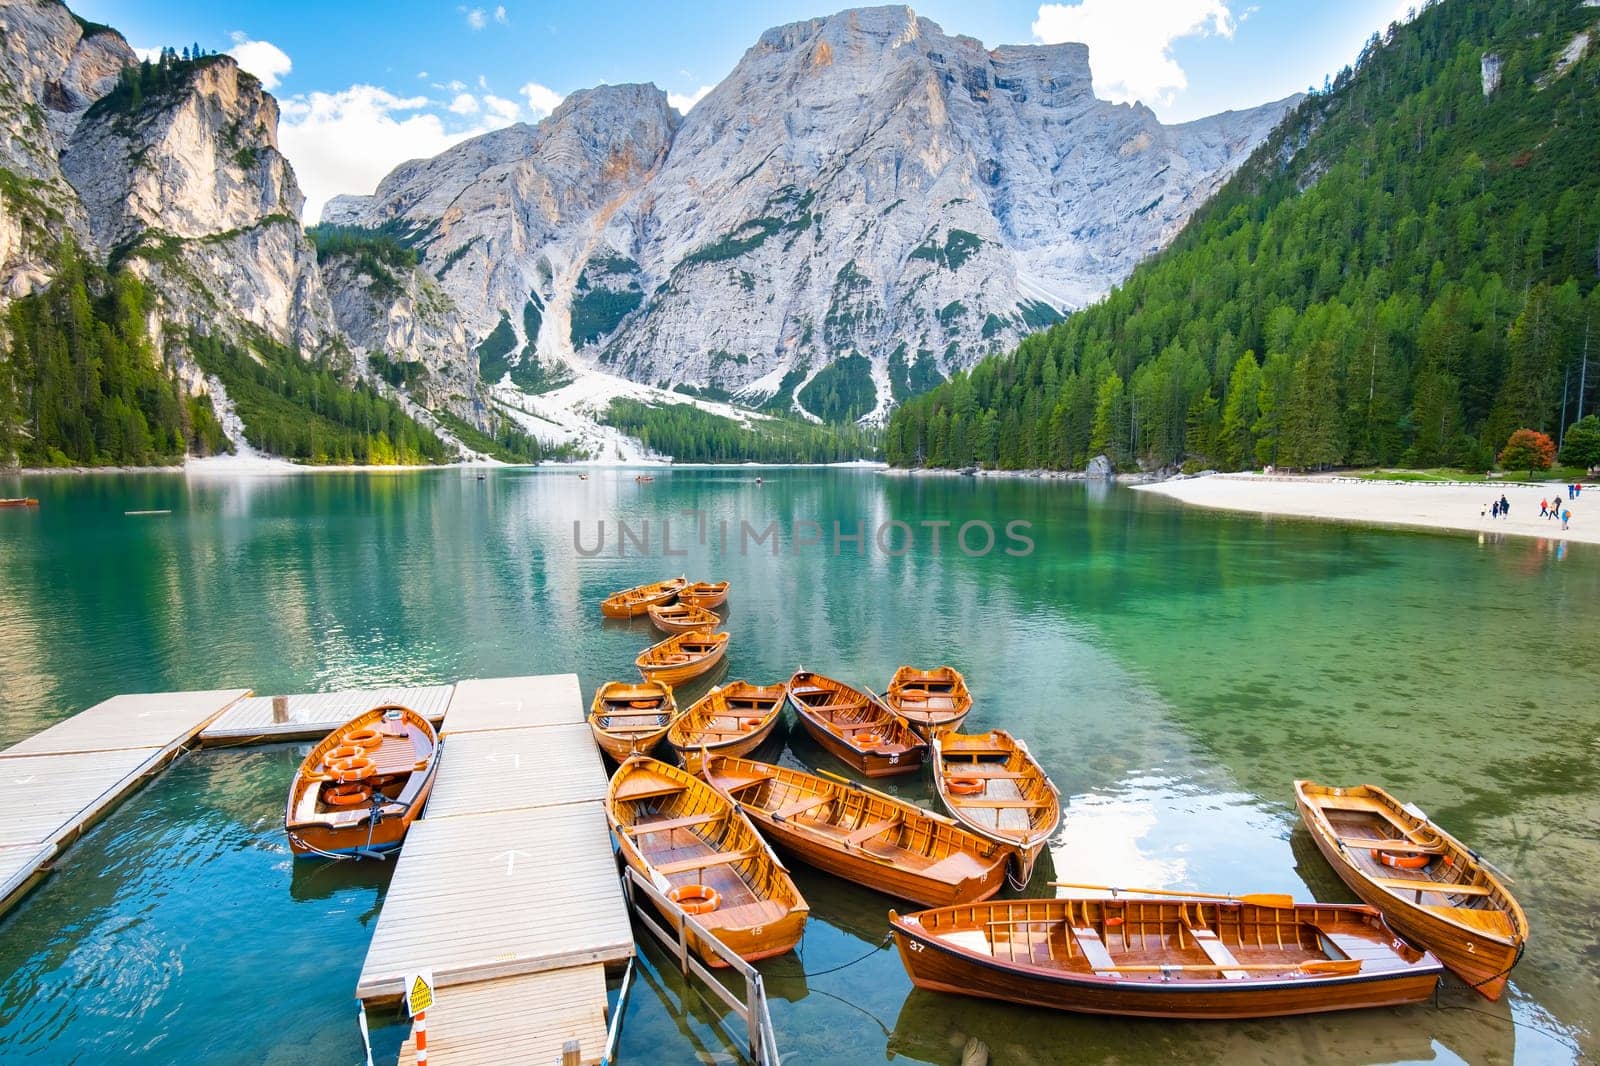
[0,689,250,916]
[360,675,632,1066]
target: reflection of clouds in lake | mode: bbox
[1049,788,1186,890]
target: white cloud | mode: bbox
[448,92,479,114]
[133,45,163,63]
[461,6,487,30]
[227,33,293,90]
[417,70,429,79]
[279,85,483,222]
[1032,0,1235,108]
[667,85,713,113]
[519,81,564,118]
[494,5,508,24]
[483,94,520,123]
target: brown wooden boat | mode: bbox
[647,601,721,635]
[884,665,973,738]
[590,680,679,761]
[1295,780,1528,1000]
[932,729,1061,886]
[678,580,729,610]
[284,704,440,859]
[786,670,925,777]
[890,894,1442,1019]
[635,474,655,483]
[700,756,1012,906]
[607,756,807,965]
[667,681,786,774]
[636,630,729,686]
[599,576,686,618]
[0,497,39,508]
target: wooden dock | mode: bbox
[358,674,630,1066]
[200,684,455,745]
[0,689,250,915]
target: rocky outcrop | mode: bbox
[332,5,1297,421]
[320,251,480,416]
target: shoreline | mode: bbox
[1134,473,1596,546]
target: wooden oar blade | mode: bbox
[1048,881,1297,908]
[1300,958,1363,975]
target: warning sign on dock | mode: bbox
[404,970,434,1017]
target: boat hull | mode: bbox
[648,603,720,634]
[592,722,672,762]
[891,920,1441,1020]
[793,703,924,777]
[637,637,727,686]
[759,817,1006,907]
[287,770,436,856]
[1295,788,1522,999]
[679,582,729,609]
[673,715,779,775]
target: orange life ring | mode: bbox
[855,732,883,747]
[345,728,383,747]
[1372,848,1431,870]
[328,754,376,782]
[325,783,372,806]
[329,743,367,761]
[740,718,759,731]
[947,776,986,796]
[668,884,721,915]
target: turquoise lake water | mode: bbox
[0,467,1595,1064]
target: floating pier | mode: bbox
[0,689,250,916]
[0,674,633,1064]
[364,673,631,1066]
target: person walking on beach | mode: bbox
[1541,498,1550,517]
[1562,507,1571,530]
[1500,494,1510,518]
[1491,499,1500,519]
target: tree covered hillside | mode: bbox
[887,0,1600,472]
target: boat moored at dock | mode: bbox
[600,576,687,618]
[636,630,729,686]
[647,601,721,634]
[590,680,679,761]
[890,894,1443,1019]
[700,756,1012,906]
[932,729,1060,886]
[607,756,807,965]
[667,681,786,773]
[1295,780,1528,1000]
[679,580,730,610]
[786,670,925,777]
[883,665,972,738]
[284,704,440,859]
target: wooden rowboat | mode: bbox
[700,756,1012,906]
[668,681,786,773]
[786,670,925,777]
[890,895,1442,1019]
[647,601,721,634]
[0,497,39,508]
[678,580,729,610]
[590,680,679,761]
[636,630,729,686]
[884,665,972,738]
[599,576,686,619]
[284,704,440,859]
[1295,780,1528,1000]
[608,756,807,965]
[933,729,1060,887]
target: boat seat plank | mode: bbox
[943,769,1031,780]
[1371,875,1493,897]
[803,701,870,714]
[770,794,834,820]
[613,779,686,803]
[655,849,755,876]
[841,817,902,847]
[1427,905,1514,937]
[1070,927,1117,973]
[1338,836,1443,854]
[622,813,719,836]
[1189,928,1249,979]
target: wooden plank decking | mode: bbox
[396,965,609,1066]
[199,685,455,745]
[444,675,584,733]
[0,688,249,916]
[423,725,607,820]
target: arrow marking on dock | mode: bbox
[494,849,531,876]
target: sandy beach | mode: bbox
[1135,473,1597,545]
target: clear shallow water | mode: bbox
[0,468,1595,1064]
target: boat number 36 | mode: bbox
[889,754,899,764]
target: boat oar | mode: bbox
[816,768,953,822]
[1092,959,1362,976]
[1048,881,1296,909]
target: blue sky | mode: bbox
[74,1,1418,220]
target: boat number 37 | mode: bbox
[907,940,924,952]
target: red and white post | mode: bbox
[414,1009,427,1065]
